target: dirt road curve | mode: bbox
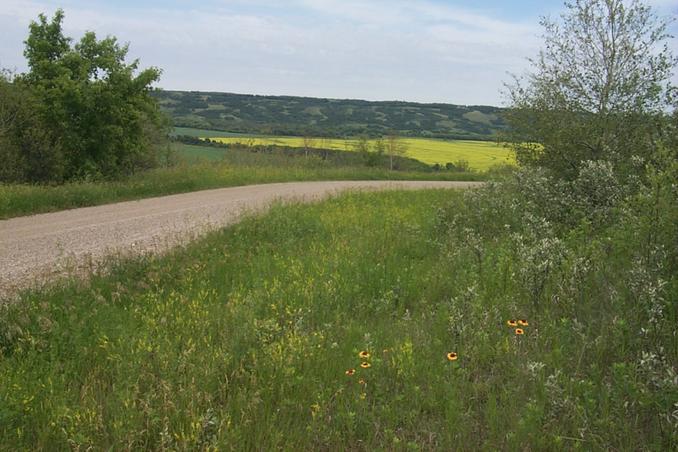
[0,180,481,299]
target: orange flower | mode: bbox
[359,351,370,359]
[345,369,356,376]
[507,320,518,327]
[515,328,525,335]
[446,352,458,361]
[517,319,529,326]
[360,362,371,369]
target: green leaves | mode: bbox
[23,9,70,80]
[504,0,676,180]
[18,9,166,182]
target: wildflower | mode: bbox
[517,319,529,326]
[359,392,367,400]
[360,362,371,369]
[515,328,525,335]
[507,320,518,327]
[359,351,370,359]
[345,369,356,376]
[446,352,458,361]
[358,379,366,385]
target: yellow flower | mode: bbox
[515,328,525,335]
[517,319,529,326]
[507,320,518,327]
[345,369,356,376]
[446,352,458,361]
[360,362,371,369]
[359,351,370,359]
[359,392,367,400]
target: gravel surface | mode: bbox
[0,180,481,300]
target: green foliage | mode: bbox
[446,160,470,172]
[154,90,506,140]
[504,0,676,179]
[15,9,168,181]
[385,132,408,170]
[0,72,64,182]
[436,152,677,447]
[352,135,371,153]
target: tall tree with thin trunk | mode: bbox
[504,0,676,179]
[385,132,407,171]
[302,134,316,157]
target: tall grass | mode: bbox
[0,185,675,449]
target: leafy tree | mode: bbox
[21,9,168,180]
[373,137,386,155]
[385,132,407,170]
[353,135,371,153]
[0,71,64,182]
[504,0,676,179]
[355,137,383,167]
[302,134,316,157]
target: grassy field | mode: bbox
[0,187,674,449]
[0,144,480,219]
[192,132,515,170]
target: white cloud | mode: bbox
[0,0,608,105]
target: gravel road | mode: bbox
[0,180,481,299]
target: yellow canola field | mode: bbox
[206,136,515,171]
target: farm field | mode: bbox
[199,134,514,170]
[0,188,673,450]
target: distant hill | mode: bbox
[153,90,506,140]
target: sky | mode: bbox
[1,0,676,106]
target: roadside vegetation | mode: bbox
[0,143,480,219]
[1,174,676,448]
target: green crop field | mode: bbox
[203,135,515,170]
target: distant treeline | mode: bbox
[155,91,506,140]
